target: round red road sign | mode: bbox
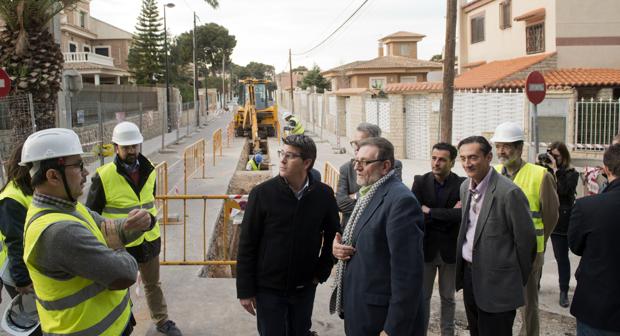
[0,68,11,98]
[525,71,546,105]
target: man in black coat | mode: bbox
[569,144,620,335]
[236,135,340,336]
[412,142,464,336]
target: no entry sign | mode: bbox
[526,71,546,105]
[0,68,11,98]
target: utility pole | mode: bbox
[222,52,226,109]
[289,48,294,113]
[229,64,233,102]
[193,12,199,127]
[440,0,457,143]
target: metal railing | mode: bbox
[574,98,620,151]
[212,128,223,166]
[156,194,248,265]
[323,161,340,192]
[183,139,206,194]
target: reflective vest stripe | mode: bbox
[290,116,305,135]
[103,201,155,214]
[36,282,106,311]
[44,293,131,336]
[531,211,541,218]
[249,160,259,171]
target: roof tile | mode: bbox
[494,68,620,88]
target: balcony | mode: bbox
[63,52,114,67]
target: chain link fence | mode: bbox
[0,93,36,186]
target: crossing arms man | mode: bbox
[86,122,182,336]
[283,112,305,135]
[491,122,559,336]
[21,128,151,335]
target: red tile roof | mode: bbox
[379,31,426,40]
[349,56,441,70]
[385,82,443,93]
[494,68,620,88]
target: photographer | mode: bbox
[545,142,579,308]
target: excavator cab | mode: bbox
[235,79,279,153]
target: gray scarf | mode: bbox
[329,169,395,316]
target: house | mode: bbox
[60,0,132,85]
[276,70,308,91]
[458,0,620,73]
[321,31,442,92]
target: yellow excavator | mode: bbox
[234,78,279,153]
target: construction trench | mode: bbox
[200,138,272,278]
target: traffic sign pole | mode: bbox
[525,71,546,159]
[0,68,12,98]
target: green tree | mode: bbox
[430,54,443,62]
[172,23,236,77]
[128,0,165,85]
[0,0,82,131]
[292,66,308,72]
[300,65,330,93]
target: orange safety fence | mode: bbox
[323,161,340,193]
[183,138,206,194]
[227,121,235,147]
[212,128,223,166]
[154,161,168,214]
[155,194,248,265]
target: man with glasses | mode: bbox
[237,134,340,336]
[332,137,425,336]
[86,122,182,336]
[336,123,402,227]
[20,128,151,335]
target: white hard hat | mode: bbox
[112,122,143,146]
[20,128,83,166]
[1,293,40,336]
[490,122,525,143]
[282,112,292,119]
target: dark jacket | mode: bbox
[343,175,425,336]
[0,198,31,287]
[336,160,403,227]
[552,167,579,235]
[411,172,465,264]
[569,178,620,332]
[85,154,158,263]
[236,174,340,298]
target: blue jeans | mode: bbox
[577,320,620,336]
[256,285,317,336]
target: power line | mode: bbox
[292,0,370,56]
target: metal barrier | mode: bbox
[212,128,223,166]
[323,161,340,192]
[227,121,234,147]
[155,194,248,265]
[183,138,206,193]
[154,161,169,214]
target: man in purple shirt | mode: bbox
[455,136,536,336]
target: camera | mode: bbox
[537,150,552,166]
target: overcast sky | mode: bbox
[91,0,447,73]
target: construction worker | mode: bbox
[283,112,305,135]
[86,121,182,336]
[20,127,151,335]
[246,153,263,171]
[490,122,559,336]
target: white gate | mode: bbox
[364,98,390,132]
[405,95,435,159]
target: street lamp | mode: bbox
[162,2,175,151]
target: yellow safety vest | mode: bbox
[24,202,131,335]
[289,116,305,135]
[495,163,546,253]
[97,162,160,247]
[0,181,32,273]
[248,159,260,171]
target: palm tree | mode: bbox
[0,0,81,132]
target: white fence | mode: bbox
[574,98,620,151]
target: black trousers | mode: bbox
[462,261,516,336]
[256,285,317,336]
[551,234,571,292]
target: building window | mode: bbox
[68,42,77,53]
[499,0,511,29]
[83,45,91,53]
[369,77,386,90]
[94,47,110,57]
[526,22,545,54]
[79,11,87,28]
[470,14,485,44]
[399,43,411,56]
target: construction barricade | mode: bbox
[212,128,223,166]
[155,194,248,266]
[227,121,235,147]
[154,161,168,213]
[323,161,340,192]
[183,138,206,194]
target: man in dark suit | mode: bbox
[412,142,465,336]
[336,123,402,227]
[332,137,424,336]
[569,144,620,335]
[455,136,536,336]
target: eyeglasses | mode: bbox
[277,150,303,160]
[351,158,385,168]
[63,161,85,172]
